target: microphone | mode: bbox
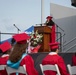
[36,23,45,26]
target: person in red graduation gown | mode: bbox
[7,33,39,75]
[45,16,56,43]
[72,53,76,66]
[0,41,12,75]
[42,42,69,75]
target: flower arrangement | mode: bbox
[30,30,43,47]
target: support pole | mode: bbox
[41,0,44,26]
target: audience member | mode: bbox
[0,41,12,75]
[41,42,69,75]
[72,53,76,66]
[7,33,39,75]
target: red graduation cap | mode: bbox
[46,16,53,20]
[0,41,12,53]
[49,42,60,50]
[12,33,30,44]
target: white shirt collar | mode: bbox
[49,52,57,55]
[1,54,9,57]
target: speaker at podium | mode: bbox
[34,26,51,52]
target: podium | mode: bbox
[34,26,51,52]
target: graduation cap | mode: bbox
[49,42,60,50]
[46,16,53,20]
[12,33,30,44]
[0,41,12,53]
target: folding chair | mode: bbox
[0,65,6,70]
[6,65,27,75]
[40,64,61,75]
[67,64,76,75]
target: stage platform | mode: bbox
[29,52,74,75]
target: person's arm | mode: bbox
[57,57,69,75]
[72,55,76,66]
[24,55,39,75]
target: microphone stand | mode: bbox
[13,24,21,33]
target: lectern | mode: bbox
[34,26,51,52]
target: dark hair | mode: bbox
[3,49,11,54]
[46,20,55,26]
[0,49,11,55]
[0,50,3,57]
[0,50,2,53]
[51,48,58,52]
[11,38,15,45]
[9,43,28,63]
[75,53,76,56]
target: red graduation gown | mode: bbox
[72,55,76,66]
[51,25,56,43]
[42,53,69,75]
[19,55,39,75]
[0,54,9,75]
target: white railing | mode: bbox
[63,36,76,52]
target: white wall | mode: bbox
[50,3,76,52]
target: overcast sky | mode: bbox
[0,0,72,41]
